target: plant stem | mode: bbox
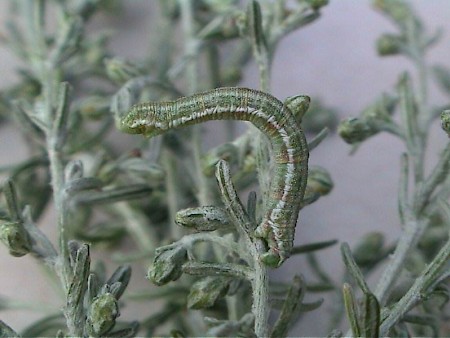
[179,0,211,206]
[248,4,273,336]
[161,150,183,239]
[379,239,450,336]
[47,141,70,290]
[251,242,270,338]
[374,217,427,305]
[375,15,433,308]
[23,0,72,291]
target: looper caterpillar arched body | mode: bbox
[119,87,309,267]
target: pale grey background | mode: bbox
[1,1,449,336]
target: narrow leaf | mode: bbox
[299,298,324,312]
[106,265,132,300]
[291,239,338,255]
[247,1,268,56]
[343,283,361,337]
[72,184,153,205]
[341,243,370,293]
[107,321,140,337]
[182,261,252,280]
[215,160,255,234]
[20,314,65,337]
[2,179,22,221]
[66,244,90,330]
[53,82,71,150]
[270,275,304,338]
[398,153,409,223]
[247,191,257,224]
[307,127,329,151]
[403,315,438,337]
[64,177,103,196]
[361,292,380,338]
[0,320,19,338]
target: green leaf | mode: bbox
[361,292,380,338]
[106,265,132,300]
[433,65,450,94]
[72,184,153,205]
[270,275,304,338]
[246,191,257,224]
[291,239,338,255]
[246,1,268,57]
[182,261,252,280]
[215,160,256,244]
[341,242,370,293]
[2,178,22,221]
[0,320,19,338]
[20,314,65,337]
[299,298,324,312]
[342,283,361,337]
[64,177,103,196]
[106,321,140,338]
[187,276,232,309]
[66,244,90,332]
[403,315,439,337]
[53,82,72,150]
[307,127,329,151]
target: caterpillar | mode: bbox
[119,87,309,267]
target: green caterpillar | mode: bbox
[119,87,309,267]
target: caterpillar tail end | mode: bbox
[260,249,283,268]
[255,223,287,268]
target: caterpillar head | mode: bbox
[119,104,168,138]
[284,95,310,123]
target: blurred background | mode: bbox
[0,1,449,336]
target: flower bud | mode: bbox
[75,95,110,120]
[284,95,310,122]
[87,293,119,337]
[187,276,231,309]
[338,117,377,144]
[176,206,230,231]
[352,232,385,267]
[441,110,450,137]
[373,0,413,24]
[104,58,142,84]
[148,245,187,286]
[0,221,31,257]
[303,166,333,206]
[376,34,404,56]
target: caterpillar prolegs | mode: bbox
[119,87,309,267]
